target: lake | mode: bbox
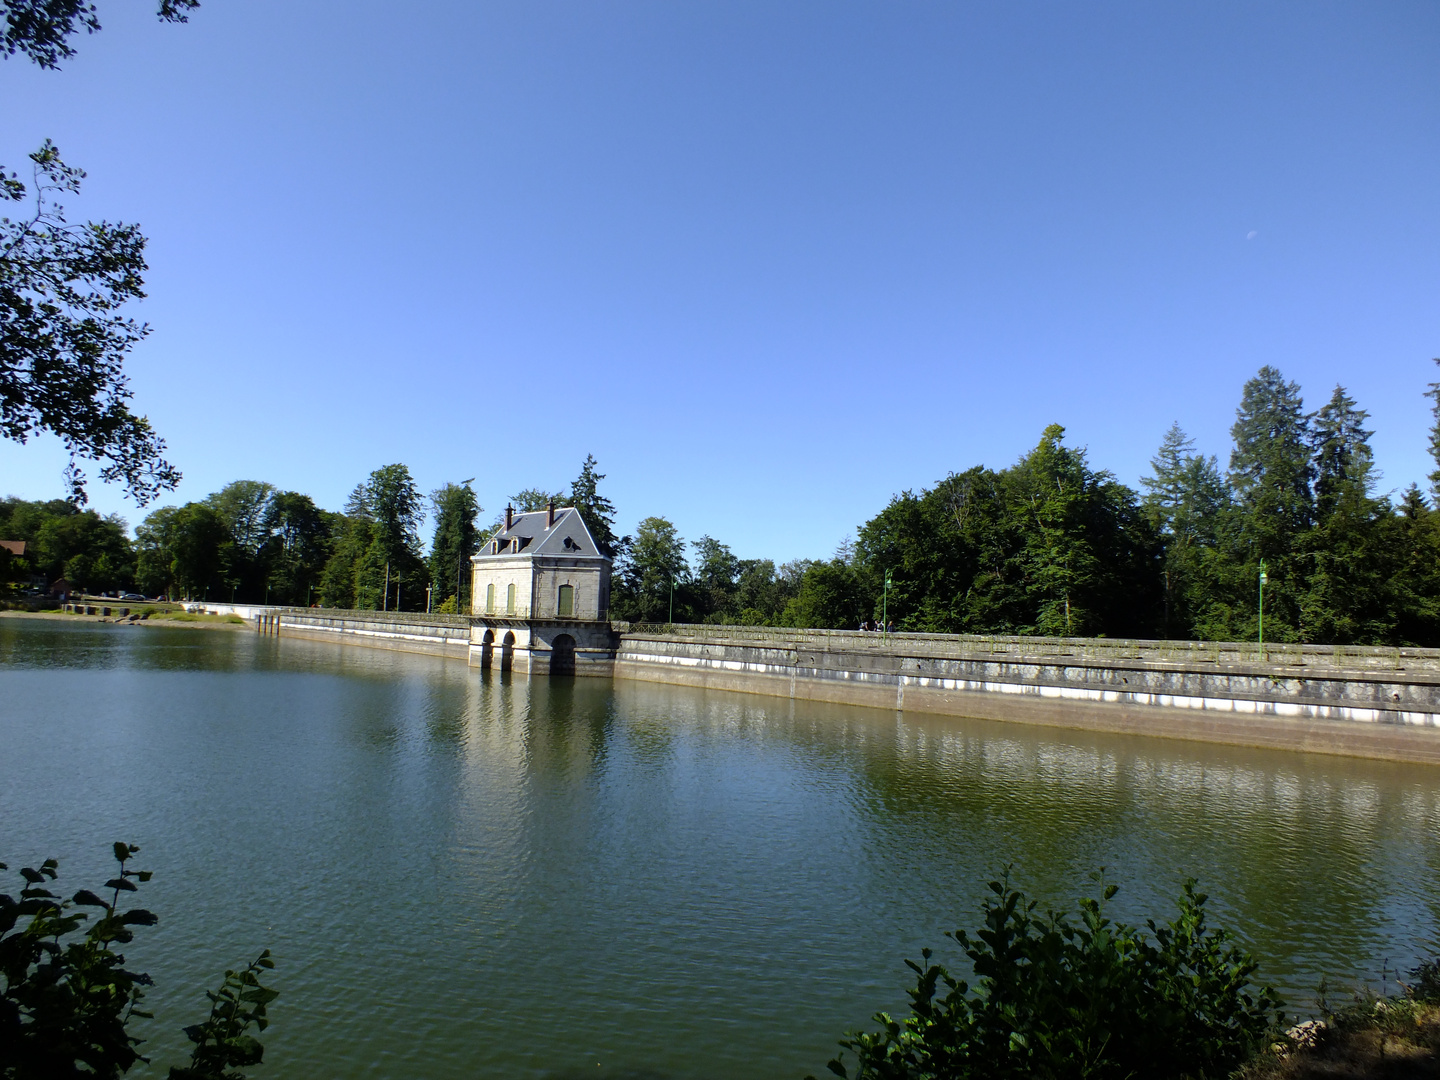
[2,617,1437,1078]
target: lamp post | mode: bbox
[883,569,892,641]
[1258,560,1268,662]
[669,572,676,626]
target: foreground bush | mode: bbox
[0,843,276,1080]
[818,872,1283,1080]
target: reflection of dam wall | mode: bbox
[612,627,1440,765]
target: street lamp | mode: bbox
[669,572,676,626]
[1258,560,1268,662]
[883,569,893,641]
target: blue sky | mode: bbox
[2,1,1437,561]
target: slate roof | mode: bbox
[476,507,605,559]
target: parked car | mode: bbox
[120,592,147,601]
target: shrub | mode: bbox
[0,843,276,1080]
[817,871,1284,1080]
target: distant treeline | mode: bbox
[4,365,1440,645]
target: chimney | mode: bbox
[546,501,556,527]
[505,505,514,530]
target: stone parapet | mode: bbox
[613,628,1440,764]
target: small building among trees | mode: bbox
[469,502,615,675]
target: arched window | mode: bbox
[557,584,574,617]
[485,583,495,614]
[506,583,516,615]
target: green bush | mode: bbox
[0,843,276,1080]
[818,872,1283,1080]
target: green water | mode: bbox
[1,617,1438,1078]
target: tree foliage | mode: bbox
[429,481,480,611]
[818,872,1282,1080]
[2,0,198,69]
[0,143,179,505]
[569,454,619,555]
[0,841,275,1080]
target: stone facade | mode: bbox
[468,504,616,675]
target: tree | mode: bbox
[0,495,135,593]
[32,508,133,593]
[3,0,199,69]
[1295,386,1395,643]
[260,493,333,606]
[203,481,275,600]
[780,559,867,629]
[569,454,619,555]
[1141,423,1230,638]
[691,535,739,620]
[1426,358,1440,500]
[1,143,179,505]
[317,517,372,609]
[1229,367,1313,547]
[1226,367,1315,641]
[613,516,688,621]
[1310,386,1375,516]
[165,504,231,600]
[429,481,480,612]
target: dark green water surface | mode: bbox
[2,618,1438,1078]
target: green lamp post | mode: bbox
[1258,560,1268,662]
[883,570,893,641]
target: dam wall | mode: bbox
[186,604,474,659]
[180,605,1440,763]
[612,625,1440,764]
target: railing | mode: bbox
[610,623,1440,675]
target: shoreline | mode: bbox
[0,610,249,631]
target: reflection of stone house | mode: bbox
[469,503,615,675]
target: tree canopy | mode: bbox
[1,144,179,504]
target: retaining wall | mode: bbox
[174,607,1440,763]
[266,608,472,659]
[612,626,1440,765]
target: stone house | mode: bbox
[469,503,615,675]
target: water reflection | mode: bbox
[1,617,1437,1080]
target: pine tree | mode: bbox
[1230,367,1314,542]
[1311,385,1375,516]
[1299,386,1392,642]
[1426,358,1440,499]
[1140,423,1229,637]
[1226,367,1314,640]
[569,454,619,555]
[429,482,481,611]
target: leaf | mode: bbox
[105,877,139,891]
[228,1034,265,1065]
[72,889,110,907]
[122,908,158,926]
[21,867,44,883]
[113,841,132,862]
[240,987,279,1004]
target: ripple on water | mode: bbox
[1,617,1438,1079]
